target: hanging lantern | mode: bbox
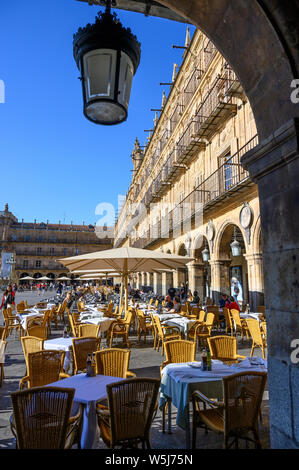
[73,1,141,125]
[231,227,242,257]
[202,241,210,262]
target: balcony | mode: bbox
[132,135,258,248]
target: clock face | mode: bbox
[240,205,252,228]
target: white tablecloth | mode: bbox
[160,358,267,430]
[80,316,114,333]
[240,312,263,321]
[44,337,73,372]
[17,312,44,330]
[46,373,124,448]
[162,317,196,335]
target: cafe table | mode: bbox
[46,373,124,449]
[159,357,267,448]
[240,312,263,321]
[44,337,73,373]
[162,317,196,336]
[16,312,44,330]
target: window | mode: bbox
[25,235,30,241]
[36,260,41,268]
[223,153,233,190]
[63,248,67,255]
[75,248,79,255]
[37,247,42,254]
[23,260,29,269]
[49,247,54,255]
[38,235,43,241]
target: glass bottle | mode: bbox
[207,348,212,371]
[201,349,207,371]
[91,353,96,377]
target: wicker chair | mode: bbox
[150,313,158,349]
[95,348,135,378]
[3,308,23,338]
[223,307,234,335]
[10,386,82,449]
[261,322,267,342]
[187,311,206,343]
[154,315,181,356]
[97,378,160,449]
[257,306,265,315]
[72,337,101,374]
[25,316,44,331]
[206,306,221,329]
[19,350,69,390]
[78,323,100,338]
[108,311,133,348]
[160,340,196,433]
[21,336,44,372]
[246,319,267,359]
[26,325,48,340]
[192,371,267,448]
[41,309,53,335]
[0,326,7,340]
[136,310,153,343]
[195,313,215,348]
[77,300,85,313]
[207,336,246,364]
[0,339,7,386]
[230,309,250,342]
[16,302,25,313]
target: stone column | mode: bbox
[148,273,154,292]
[162,271,173,296]
[242,119,299,449]
[153,272,162,295]
[141,272,145,288]
[188,262,206,299]
[209,260,231,304]
[244,253,264,311]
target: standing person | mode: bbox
[0,285,16,311]
[57,282,63,295]
[192,291,200,305]
[168,286,176,300]
[179,282,186,302]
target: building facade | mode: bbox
[0,204,113,281]
[114,28,264,310]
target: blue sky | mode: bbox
[0,0,195,226]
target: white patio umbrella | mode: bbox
[58,246,193,309]
[37,276,52,281]
[19,275,34,280]
[56,276,70,281]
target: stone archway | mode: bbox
[216,223,248,306]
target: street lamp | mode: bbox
[202,241,210,262]
[230,227,242,257]
[73,0,141,125]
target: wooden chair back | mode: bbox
[11,386,75,449]
[246,319,264,346]
[72,337,101,374]
[105,378,160,448]
[26,325,47,340]
[78,323,100,338]
[95,348,131,377]
[207,335,238,361]
[25,350,66,388]
[21,336,44,370]
[164,340,196,365]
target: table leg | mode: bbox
[167,397,172,434]
[185,402,191,449]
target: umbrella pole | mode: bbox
[119,276,123,309]
[124,259,128,312]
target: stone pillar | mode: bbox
[209,260,231,304]
[177,268,187,288]
[147,273,154,292]
[141,272,145,288]
[242,119,299,449]
[162,271,173,296]
[244,253,264,311]
[153,273,162,295]
[188,262,206,299]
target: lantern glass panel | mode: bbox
[83,49,117,100]
[118,51,134,108]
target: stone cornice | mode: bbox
[241,118,299,182]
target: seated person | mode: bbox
[192,291,200,305]
[168,296,182,314]
[164,295,174,310]
[227,296,240,312]
[186,290,193,302]
[219,293,230,308]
